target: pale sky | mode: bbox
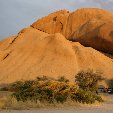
[0,0,113,39]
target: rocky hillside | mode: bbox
[0,8,113,84]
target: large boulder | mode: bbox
[67,8,113,54]
[32,8,113,54]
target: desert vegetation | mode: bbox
[10,76,78,104]
[75,69,104,104]
[0,69,104,109]
[75,69,104,92]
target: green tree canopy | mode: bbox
[75,69,104,92]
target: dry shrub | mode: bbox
[12,76,78,104]
[1,72,104,107]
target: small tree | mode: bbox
[75,69,104,92]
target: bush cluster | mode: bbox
[2,69,104,104]
[72,89,103,104]
[12,76,78,103]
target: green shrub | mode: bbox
[12,80,34,102]
[12,75,103,104]
[75,69,104,92]
[74,69,104,104]
[12,77,78,104]
[8,81,24,92]
[55,93,68,103]
[71,89,103,104]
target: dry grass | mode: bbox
[0,96,78,110]
[0,96,7,109]
[0,95,102,110]
[0,89,103,110]
[0,96,45,110]
[100,93,113,102]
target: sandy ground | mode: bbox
[0,95,113,113]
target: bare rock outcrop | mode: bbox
[0,27,113,84]
[0,8,113,84]
[31,10,70,35]
[32,8,113,54]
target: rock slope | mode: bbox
[0,8,113,84]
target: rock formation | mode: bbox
[32,8,113,54]
[0,8,113,84]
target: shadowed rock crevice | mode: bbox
[0,50,11,61]
[2,52,10,60]
[9,36,18,45]
[102,52,113,59]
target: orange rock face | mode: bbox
[32,8,113,54]
[0,8,113,84]
[31,10,70,35]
